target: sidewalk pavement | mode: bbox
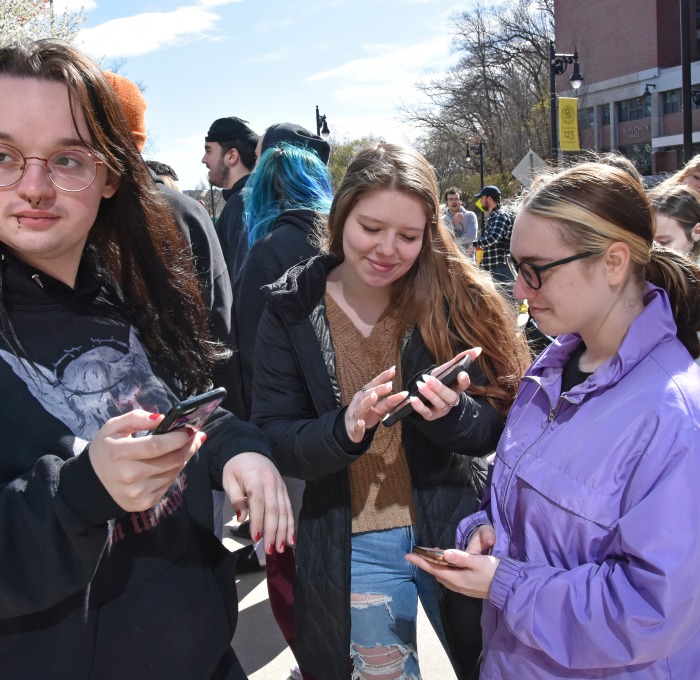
[224,522,458,680]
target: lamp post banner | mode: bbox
[558,97,580,151]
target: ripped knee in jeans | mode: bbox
[350,593,419,680]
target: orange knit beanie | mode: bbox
[103,71,148,152]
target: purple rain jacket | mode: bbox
[457,284,700,679]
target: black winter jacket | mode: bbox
[251,254,503,680]
[231,208,321,419]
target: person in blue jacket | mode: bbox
[0,39,293,679]
[408,162,700,679]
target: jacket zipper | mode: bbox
[501,384,565,541]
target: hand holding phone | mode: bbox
[154,387,227,435]
[411,546,461,568]
[382,354,473,427]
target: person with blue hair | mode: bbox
[231,128,332,680]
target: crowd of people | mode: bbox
[1,37,699,680]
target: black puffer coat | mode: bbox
[251,254,503,680]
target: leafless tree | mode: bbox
[401,0,554,193]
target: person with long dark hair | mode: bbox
[251,142,531,679]
[409,163,700,679]
[0,39,292,679]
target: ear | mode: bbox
[691,223,700,242]
[226,147,240,169]
[604,241,631,286]
[101,171,120,199]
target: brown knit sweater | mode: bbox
[324,293,416,534]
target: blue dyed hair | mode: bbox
[245,142,333,247]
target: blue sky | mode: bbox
[53,0,468,189]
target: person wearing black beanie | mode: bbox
[259,122,330,165]
[202,116,260,284]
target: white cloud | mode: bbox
[75,1,241,59]
[307,39,452,112]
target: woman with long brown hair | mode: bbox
[251,142,530,679]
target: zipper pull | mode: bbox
[31,274,43,288]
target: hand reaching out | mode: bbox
[223,453,295,556]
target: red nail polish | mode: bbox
[254,531,261,542]
[148,412,161,420]
[236,510,242,521]
[291,533,296,546]
[266,542,274,555]
[185,426,195,437]
[278,540,286,552]
[200,433,207,443]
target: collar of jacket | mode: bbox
[263,252,341,324]
[222,173,250,202]
[524,284,677,405]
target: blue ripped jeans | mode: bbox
[349,526,451,679]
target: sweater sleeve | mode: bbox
[0,447,122,619]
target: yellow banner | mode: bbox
[558,97,580,151]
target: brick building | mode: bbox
[555,0,700,175]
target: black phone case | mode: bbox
[154,387,227,434]
[381,355,473,427]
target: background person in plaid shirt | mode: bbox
[470,185,514,289]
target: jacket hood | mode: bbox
[270,208,323,237]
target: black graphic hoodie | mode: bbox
[0,248,267,679]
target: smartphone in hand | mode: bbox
[153,387,227,435]
[382,354,473,427]
[412,546,461,568]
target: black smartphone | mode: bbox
[381,354,473,427]
[412,546,460,568]
[153,387,227,435]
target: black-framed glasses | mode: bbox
[0,143,105,192]
[506,251,597,290]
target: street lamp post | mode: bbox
[315,106,330,139]
[465,141,485,231]
[549,41,584,163]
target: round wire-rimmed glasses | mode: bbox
[0,142,105,192]
[506,251,597,290]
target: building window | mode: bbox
[663,89,681,114]
[693,85,700,110]
[617,143,651,176]
[601,103,611,126]
[579,107,595,130]
[618,97,651,122]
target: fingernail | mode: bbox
[200,432,207,443]
[148,412,161,420]
[385,381,393,390]
[278,540,286,552]
[266,542,274,555]
[185,426,195,437]
[291,533,296,546]
[254,531,262,542]
[236,510,242,520]
[416,380,425,389]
